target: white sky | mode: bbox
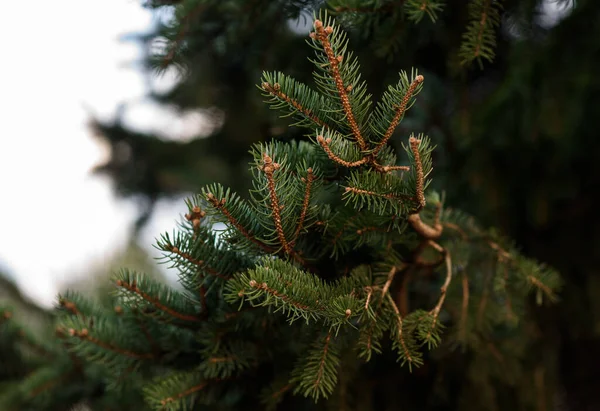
[0,1,193,308]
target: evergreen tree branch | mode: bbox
[160,381,208,409]
[291,167,315,247]
[427,241,452,335]
[408,203,443,239]
[116,278,202,323]
[261,81,330,129]
[206,192,273,253]
[165,244,229,280]
[372,74,424,155]
[317,135,368,167]
[68,327,153,360]
[386,293,413,367]
[261,153,292,254]
[409,136,426,210]
[311,19,367,151]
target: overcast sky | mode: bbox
[0,1,194,307]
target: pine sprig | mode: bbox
[290,331,341,401]
[459,0,503,68]
[404,0,445,23]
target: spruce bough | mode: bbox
[0,15,560,411]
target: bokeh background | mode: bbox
[1,0,599,408]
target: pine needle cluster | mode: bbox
[0,13,560,411]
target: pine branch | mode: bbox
[261,153,292,254]
[311,19,367,150]
[291,167,315,247]
[372,74,424,155]
[68,327,153,360]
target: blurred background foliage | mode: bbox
[2,0,598,408]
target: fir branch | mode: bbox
[166,245,229,280]
[248,280,311,311]
[404,0,445,23]
[291,167,315,246]
[386,293,413,367]
[206,192,273,253]
[116,279,202,323]
[317,135,368,167]
[427,241,452,335]
[373,74,424,155]
[313,332,332,391]
[261,153,292,254]
[459,0,502,67]
[312,19,367,150]
[261,81,330,129]
[68,327,153,360]
[160,381,208,409]
[407,204,443,239]
[409,136,426,209]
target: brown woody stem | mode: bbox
[207,192,273,253]
[373,75,424,155]
[262,82,329,129]
[291,168,315,246]
[262,153,292,254]
[317,135,368,167]
[68,328,153,359]
[313,20,367,150]
[116,280,202,323]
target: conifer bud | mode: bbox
[314,20,323,29]
[249,280,257,287]
[80,328,89,337]
[324,26,333,35]
[309,32,316,39]
[345,309,352,318]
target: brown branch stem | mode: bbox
[116,280,202,323]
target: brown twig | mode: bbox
[68,328,153,360]
[262,153,292,254]
[207,192,273,253]
[407,212,443,239]
[386,293,412,364]
[248,280,310,310]
[262,82,329,129]
[291,168,315,247]
[409,136,426,210]
[313,20,367,150]
[473,0,490,59]
[167,245,229,280]
[344,186,411,202]
[314,332,332,389]
[160,381,209,408]
[373,75,424,155]
[427,241,452,334]
[317,135,368,167]
[116,279,202,323]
